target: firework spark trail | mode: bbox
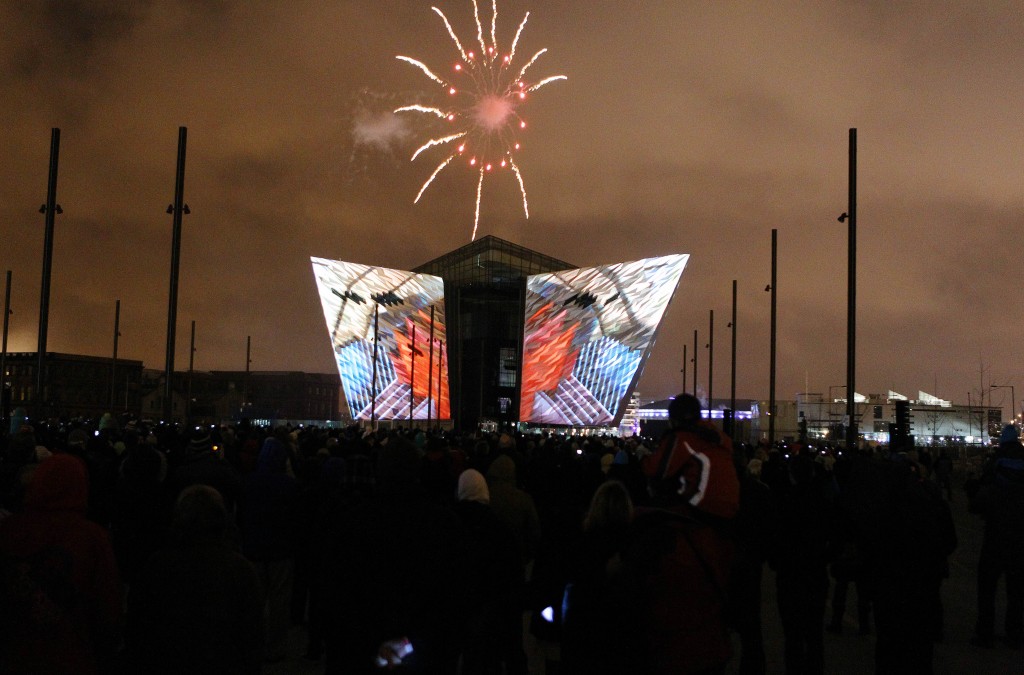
[510,157,528,218]
[473,167,484,241]
[411,132,467,162]
[394,105,448,118]
[432,7,468,61]
[397,0,565,241]
[395,56,447,86]
[415,154,457,203]
[490,0,498,57]
[473,0,487,57]
[516,49,547,82]
[510,12,529,64]
[527,75,568,94]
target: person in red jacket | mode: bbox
[0,453,122,674]
[625,393,740,675]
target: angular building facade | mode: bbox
[312,236,688,431]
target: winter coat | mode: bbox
[0,454,122,674]
[239,437,300,562]
[487,454,542,565]
[643,424,740,521]
[623,507,735,675]
[126,504,265,674]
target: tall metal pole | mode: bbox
[370,307,379,428]
[110,300,120,409]
[769,229,778,445]
[2,271,11,431]
[36,128,61,421]
[692,329,698,400]
[409,325,416,423]
[427,305,435,426]
[846,128,858,451]
[164,126,188,422]
[708,309,714,413]
[187,320,195,424]
[437,339,444,424]
[243,334,251,417]
[681,344,687,394]
[730,279,737,416]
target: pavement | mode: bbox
[268,479,1023,674]
[726,487,1023,675]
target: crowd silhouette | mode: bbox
[0,397,1019,674]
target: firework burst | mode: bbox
[396,0,566,241]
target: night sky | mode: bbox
[1,1,1022,416]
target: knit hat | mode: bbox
[1000,424,1019,445]
[457,469,490,504]
[98,413,118,431]
[189,429,213,453]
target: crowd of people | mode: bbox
[0,395,1018,674]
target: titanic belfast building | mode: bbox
[312,236,688,431]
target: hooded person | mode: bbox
[321,438,467,674]
[0,454,122,674]
[970,423,1024,648]
[239,436,300,663]
[453,469,524,675]
[487,454,542,567]
[126,484,265,674]
[112,437,171,586]
[642,393,740,521]
[457,468,491,505]
[622,392,740,675]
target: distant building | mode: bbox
[1,351,341,426]
[140,369,343,425]
[2,351,144,421]
[796,390,1001,446]
[637,397,758,441]
[312,235,689,432]
[636,390,1003,447]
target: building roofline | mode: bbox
[412,234,576,274]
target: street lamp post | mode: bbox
[840,128,858,450]
[707,309,714,413]
[681,344,687,395]
[730,279,737,420]
[1,270,11,432]
[427,305,436,427]
[187,321,196,424]
[370,307,379,428]
[164,126,189,423]
[37,128,62,422]
[110,300,120,410]
[768,229,777,445]
[692,329,698,403]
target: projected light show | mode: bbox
[520,254,689,426]
[395,0,566,241]
[311,257,449,421]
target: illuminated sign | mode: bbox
[520,254,688,426]
[311,257,449,420]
